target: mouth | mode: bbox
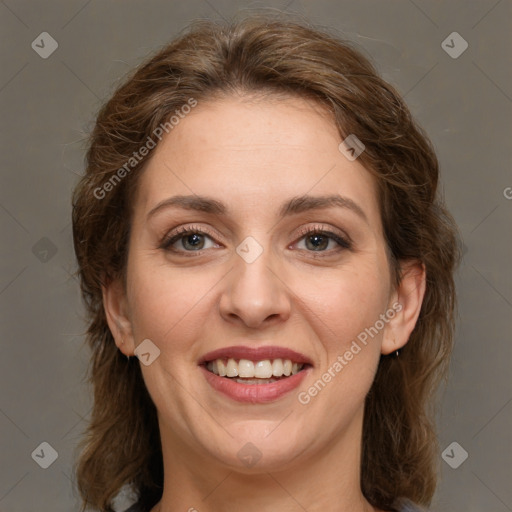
[203,357,309,384]
[198,346,313,403]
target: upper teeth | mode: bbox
[206,358,304,378]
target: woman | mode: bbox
[71,14,460,512]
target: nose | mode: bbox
[218,245,291,329]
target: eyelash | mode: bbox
[159,224,352,257]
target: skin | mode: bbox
[103,94,426,512]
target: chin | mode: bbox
[203,427,308,473]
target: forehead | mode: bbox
[133,95,380,227]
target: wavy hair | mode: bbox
[71,13,460,512]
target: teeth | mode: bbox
[272,358,284,376]
[238,359,254,378]
[234,378,278,384]
[217,359,227,377]
[226,358,238,377]
[207,358,304,378]
[283,359,292,376]
[254,360,273,378]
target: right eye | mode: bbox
[159,226,220,254]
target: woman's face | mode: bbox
[106,94,418,472]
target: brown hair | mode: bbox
[71,13,460,512]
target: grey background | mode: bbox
[1,1,511,511]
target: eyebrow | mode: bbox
[146,194,368,224]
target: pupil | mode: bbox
[184,233,203,250]
[307,234,327,251]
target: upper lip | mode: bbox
[199,345,313,366]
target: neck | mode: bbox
[152,408,378,512]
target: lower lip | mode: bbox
[200,365,310,403]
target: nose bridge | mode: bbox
[219,235,290,327]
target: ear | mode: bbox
[101,276,135,357]
[381,260,426,355]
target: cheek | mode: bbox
[125,255,220,353]
[292,260,390,349]
[292,264,389,434]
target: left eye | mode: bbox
[294,230,351,252]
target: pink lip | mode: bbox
[199,364,311,403]
[198,345,313,365]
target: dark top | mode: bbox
[124,497,426,512]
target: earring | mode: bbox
[394,349,401,358]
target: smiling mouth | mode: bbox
[204,358,308,384]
